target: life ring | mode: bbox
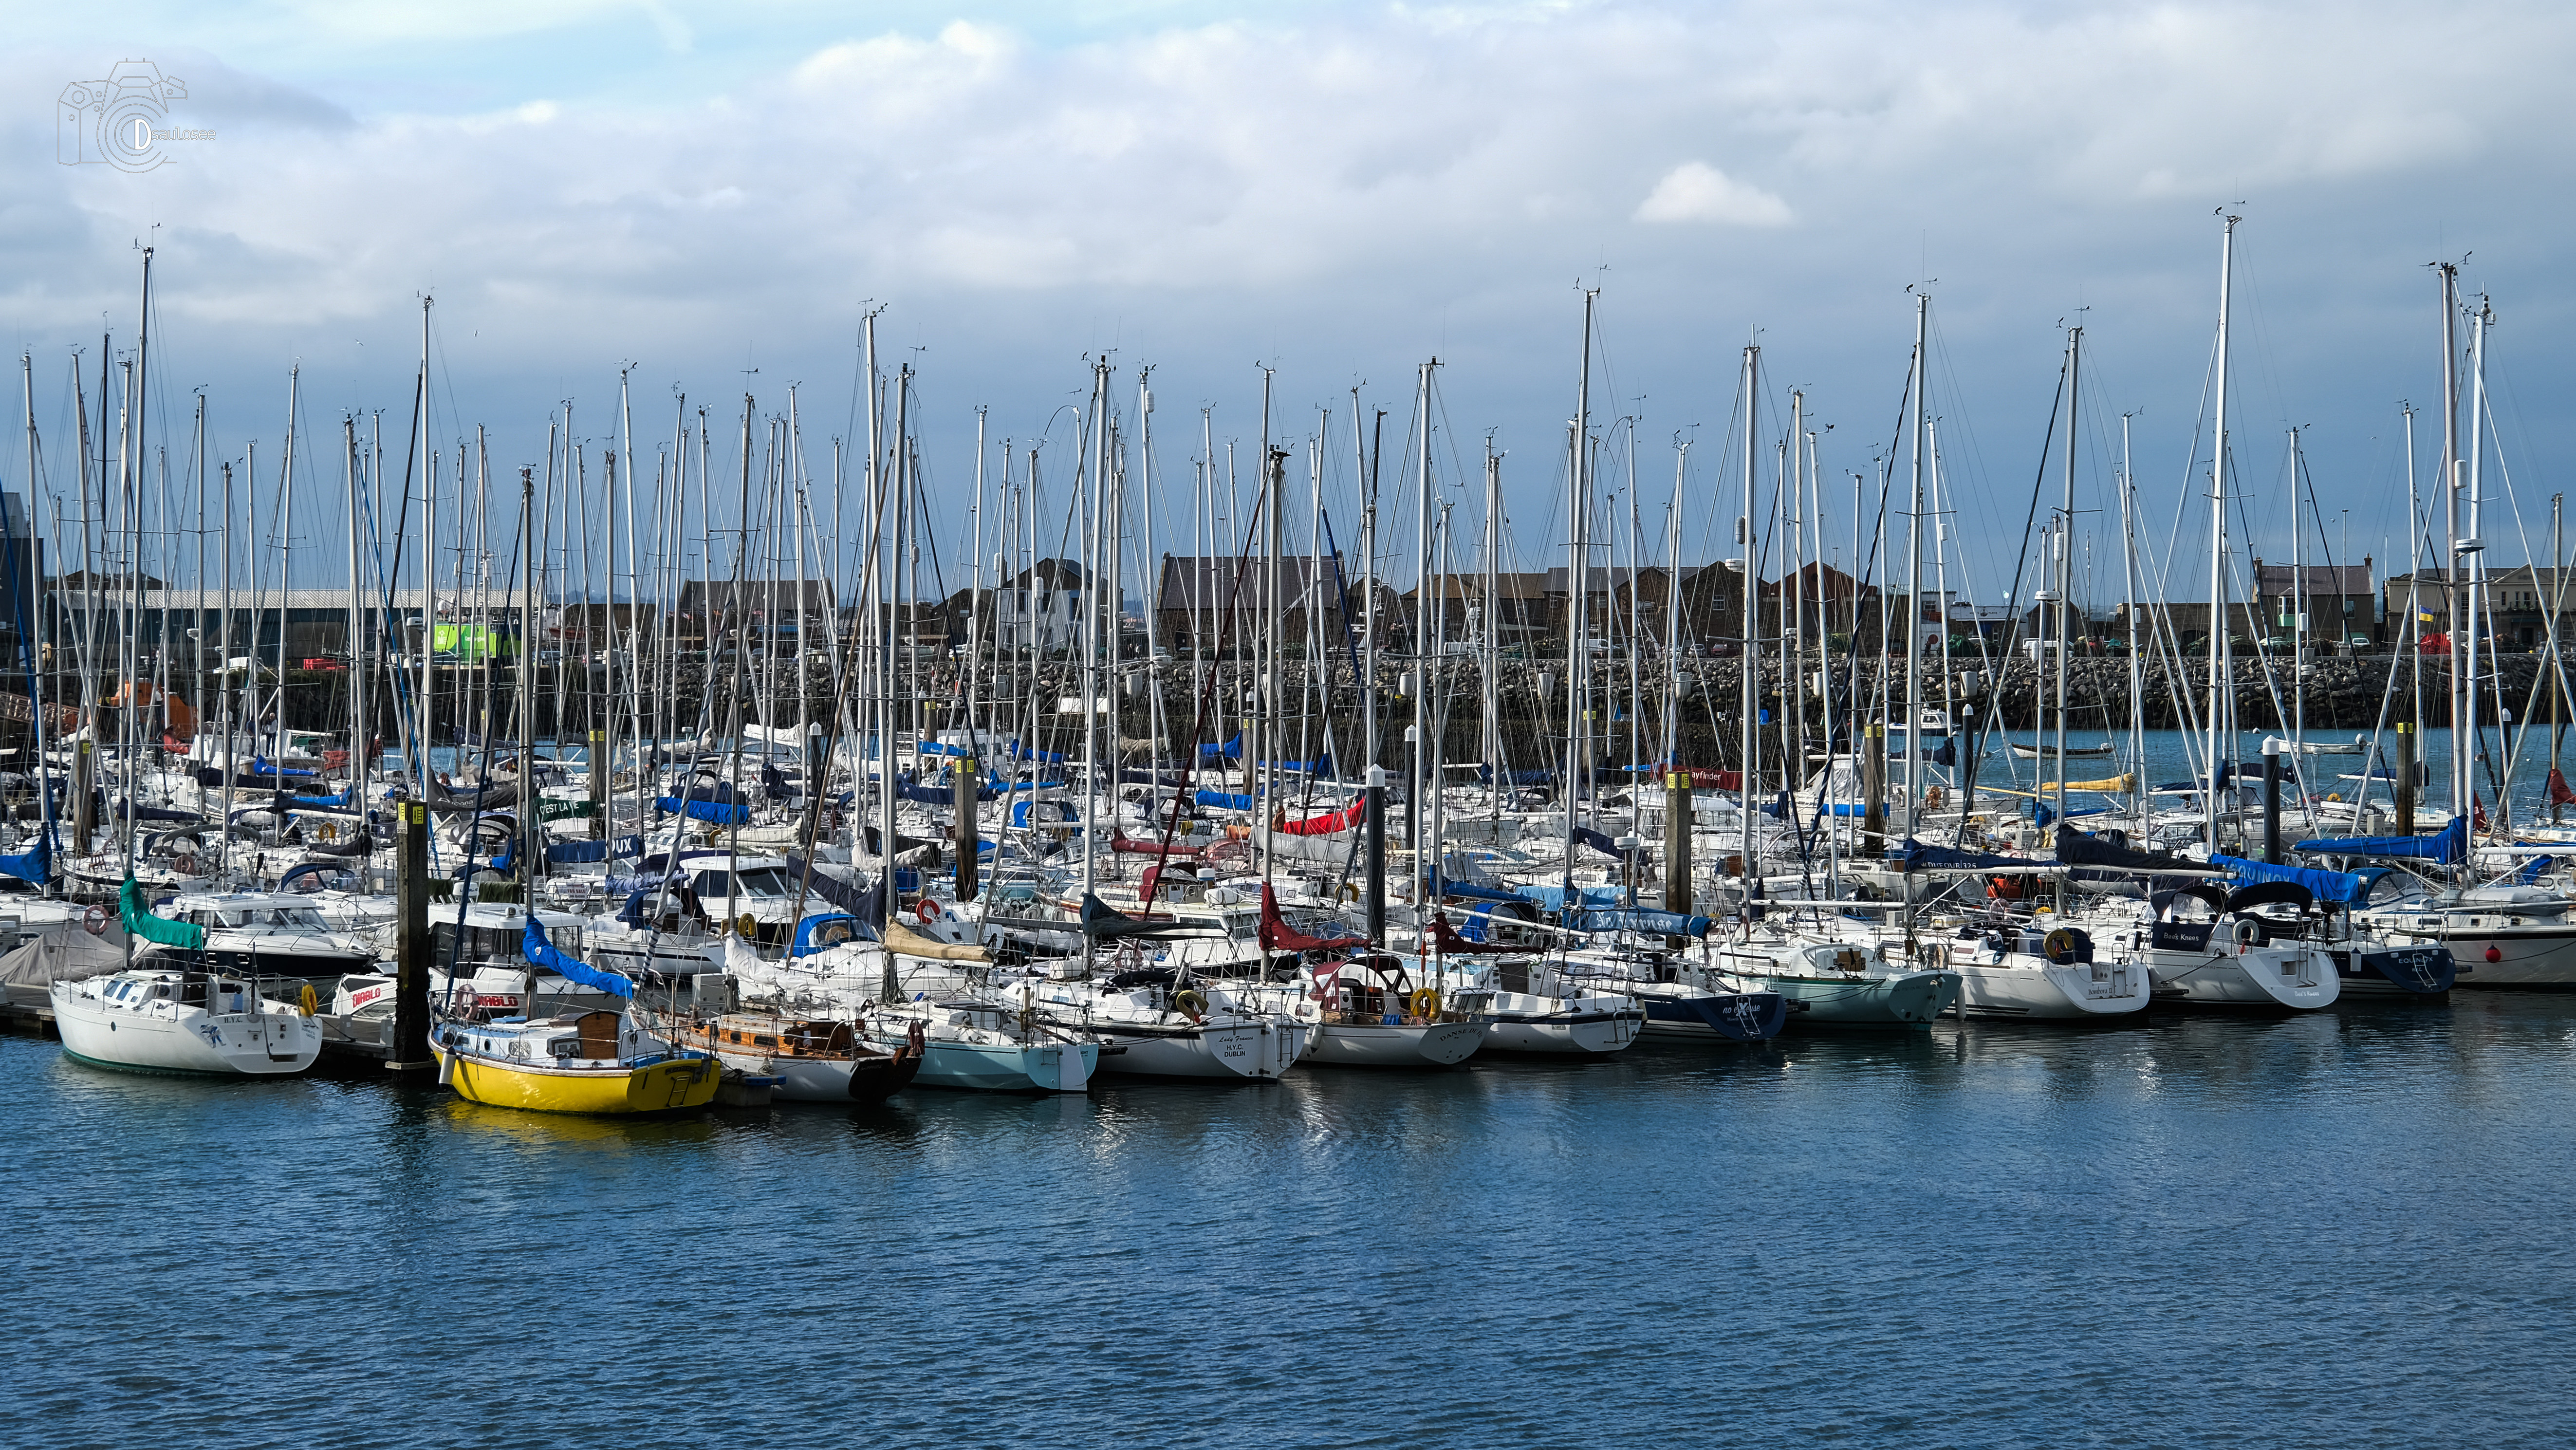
[297,983,319,1017]
[1172,987,1207,1020]
[2041,929,2079,965]
[82,905,106,936]
[735,912,759,939]
[915,898,942,924]
[1407,987,1442,1021]
[2231,917,2267,948]
[173,853,197,876]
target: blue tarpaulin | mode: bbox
[1564,908,1715,937]
[1894,837,2034,871]
[655,796,753,824]
[521,917,634,1000]
[2207,853,2366,905]
[2294,816,2467,865]
[0,832,50,887]
[1515,883,1629,911]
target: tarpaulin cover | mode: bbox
[1258,884,1365,952]
[1012,799,1077,829]
[1573,826,1639,859]
[1514,883,1629,911]
[116,799,204,823]
[1080,892,1201,940]
[2054,828,2203,874]
[785,855,877,922]
[1429,877,1524,905]
[545,835,644,864]
[0,831,49,886]
[120,876,206,950]
[1277,799,1365,837]
[521,916,634,999]
[2207,854,2366,906]
[1429,911,1543,954]
[2294,815,2467,865]
[655,796,753,824]
[1563,908,1715,938]
[1894,837,2033,872]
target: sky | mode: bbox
[4,0,2572,607]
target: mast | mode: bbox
[1905,291,1928,836]
[2436,260,2463,819]
[2205,215,2238,845]
[2465,294,2492,827]
[1737,340,1758,928]
[2055,325,2079,824]
[276,365,299,768]
[1412,359,1434,879]
[1563,295,1594,915]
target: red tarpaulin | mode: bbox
[1258,884,1367,952]
[1428,911,1544,955]
[1274,798,1366,837]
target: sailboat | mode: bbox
[49,878,324,1075]
[428,917,721,1114]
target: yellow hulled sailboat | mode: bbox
[429,917,720,1115]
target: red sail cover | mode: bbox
[1275,798,1366,837]
[1258,884,1367,952]
[1429,911,1544,955]
[1112,831,1202,857]
[2550,768,2576,807]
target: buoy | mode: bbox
[916,897,943,924]
[2486,945,2502,963]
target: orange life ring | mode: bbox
[915,897,942,924]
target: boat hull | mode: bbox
[1955,959,2151,1019]
[1745,969,1961,1028]
[2145,944,2340,1009]
[1085,1019,1302,1080]
[1480,1006,1644,1056]
[2370,919,2576,988]
[890,1036,1096,1093]
[1633,987,1789,1041]
[1304,1019,1485,1067]
[2329,945,2457,997]
[50,981,322,1076]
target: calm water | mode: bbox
[9,997,2576,1449]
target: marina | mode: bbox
[16,5,2576,1439]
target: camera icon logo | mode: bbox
[58,59,189,172]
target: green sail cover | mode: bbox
[120,877,207,950]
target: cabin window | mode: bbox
[548,1037,581,1058]
[753,1035,777,1047]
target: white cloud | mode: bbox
[1634,161,1792,227]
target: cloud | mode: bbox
[1634,162,1792,227]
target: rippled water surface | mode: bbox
[9,997,2576,1449]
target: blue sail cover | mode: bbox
[1893,837,2034,871]
[2294,815,2467,865]
[1194,788,1257,810]
[1007,741,1068,763]
[1428,877,1524,904]
[522,917,634,999]
[2207,853,2366,906]
[1479,765,1556,787]
[655,796,753,824]
[1565,908,1715,938]
[249,756,317,778]
[1198,735,1244,760]
[1266,754,1333,776]
[545,835,644,865]
[0,831,50,886]
[1515,883,1629,911]
[1011,799,1078,828]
